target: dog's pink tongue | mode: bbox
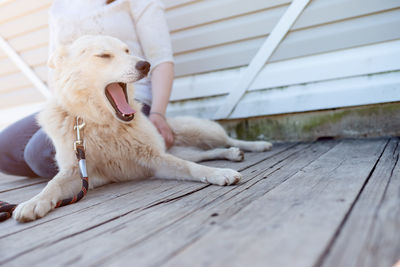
[106,83,136,116]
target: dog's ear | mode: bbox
[47,46,68,69]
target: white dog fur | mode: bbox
[13,35,272,222]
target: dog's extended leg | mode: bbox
[13,169,81,222]
[227,137,272,152]
[168,146,244,162]
[168,117,272,152]
[152,154,241,186]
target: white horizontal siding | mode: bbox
[174,7,400,76]
[0,0,50,121]
[167,0,292,32]
[167,40,400,118]
[168,71,400,119]
[0,0,51,24]
[172,0,399,54]
[170,40,400,101]
[0,65,47,95]
[0,102,43,130]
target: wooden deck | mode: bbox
[0,138,399,267]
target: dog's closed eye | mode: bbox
[96,53,113,59]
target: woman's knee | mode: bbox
[0,131,35,176]
[0,114,40,177]
[24,129,58,179]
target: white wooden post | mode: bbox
[213,0,312,120]
[0,35,51,99]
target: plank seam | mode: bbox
[215,141,340,220]
[0,184,158,239]
[313,138,391,267]
[1,184,185,263]
[0,147,288,243]
[0,143,320,264]
[2,183,220,263]
[7,144,305,264]
[0,181,47,193]
[352,138,400,267]
[158,141,341,265]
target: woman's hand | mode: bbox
[149,112,174,149]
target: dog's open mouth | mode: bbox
[105,82,136,122]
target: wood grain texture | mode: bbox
[1,139,398,267]
[159,139,388,267]
[319,138,400,267]
[0,144,293,263]
[1,142,318,266]
[0,174,46,193]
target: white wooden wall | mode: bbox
[167,0,400,118]
[0,0,399,128]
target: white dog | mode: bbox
[13,35,272,222]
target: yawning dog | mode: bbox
[13,35,272,222]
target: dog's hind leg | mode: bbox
[151,153,241,186]
[168,146,244,162]
[227,137,273,152]
[169,117,272,152]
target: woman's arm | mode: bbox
[149,62,175,148]
[129,0,175,148]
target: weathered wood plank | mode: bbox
[319,138,400,267]
[94,141,339,267]
[0,173,46,193]
[0,144,292,238]
[202,142,295,169]
[5,141,337,266]
[2,139,396,267]
[0,143,293,262]
[156,139,388,267]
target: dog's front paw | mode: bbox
[203,168,242,186]
[13,197,55,222]
[251,141,273,152]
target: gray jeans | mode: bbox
[0,104,150,178]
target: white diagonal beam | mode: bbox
[213,0,312,120]
[0,35,51,99]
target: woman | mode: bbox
[0,0,175,178]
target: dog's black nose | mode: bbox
[135,61,151,76]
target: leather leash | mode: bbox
[0,117,89,222]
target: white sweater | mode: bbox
[49,0,174,105]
